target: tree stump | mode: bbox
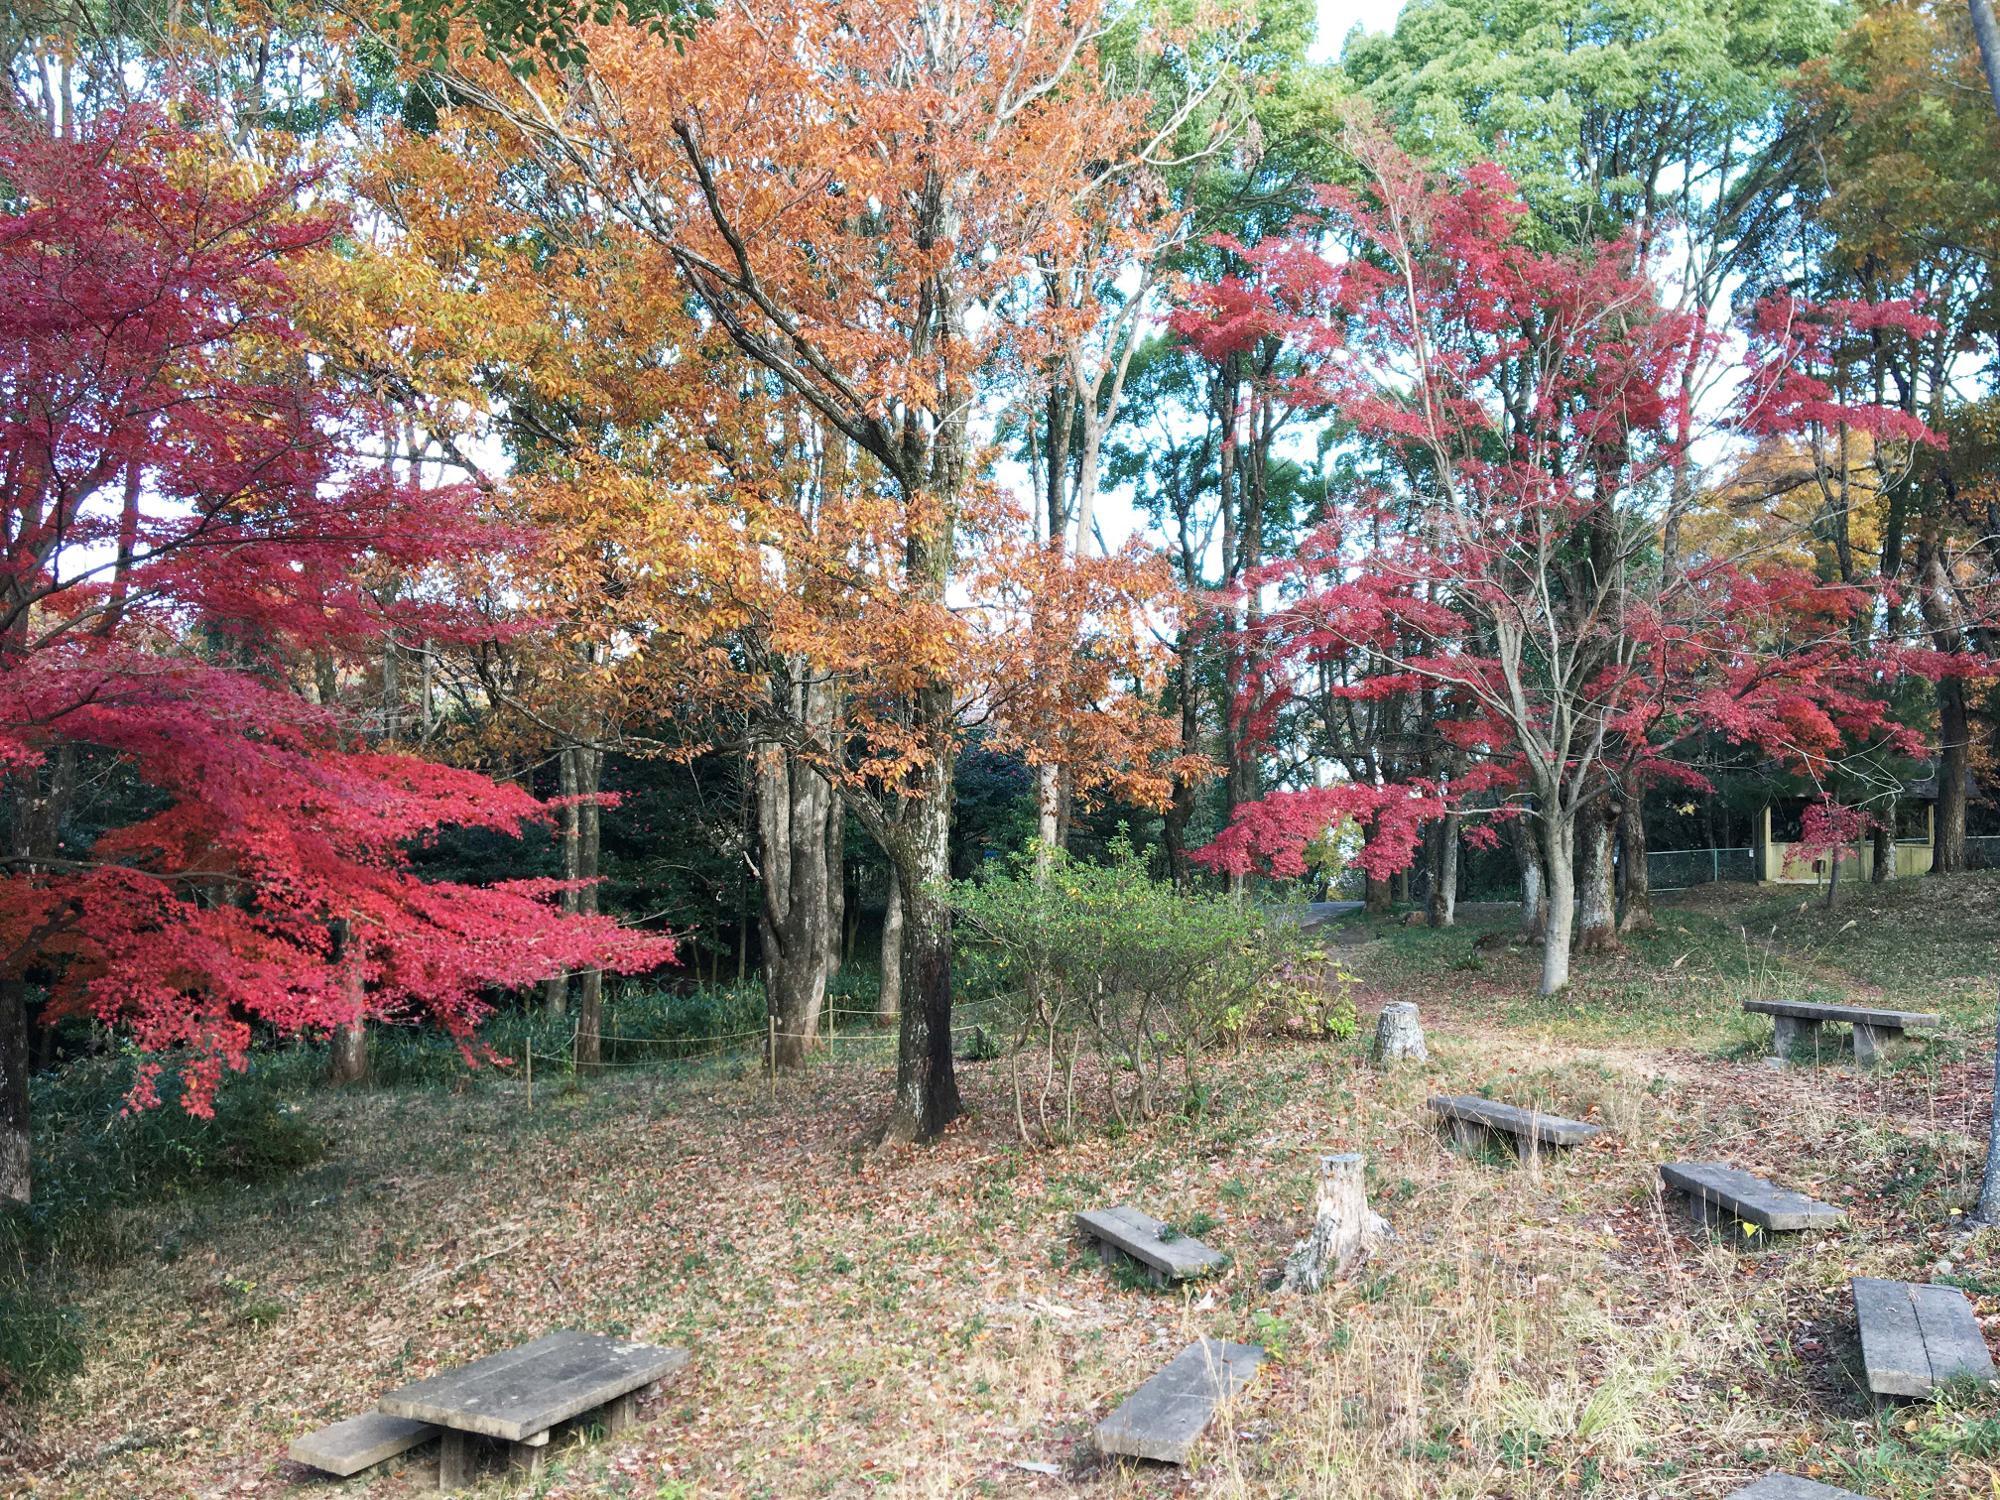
[1281,1153,1391,1293]
[1371,1002,1426,1063]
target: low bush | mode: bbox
[952,840,1329,1139]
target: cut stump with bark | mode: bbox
[1371,1003,1426,1063]
[1281,1153,1391,1293]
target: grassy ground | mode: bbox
[3,877,2000,1497]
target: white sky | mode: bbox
[1314,0,1407,61]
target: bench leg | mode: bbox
[1447,1119,1485,1154]
[1771,1015,1822,1063]
[437,1430,475,1490]
[506,1438,546,1479]
[1852,1022,1890,1069]
[604,1390,639,1437]
[1679,1193,1772,1250]
[1514,1132,1540,1169]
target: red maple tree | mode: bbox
[0,107,671,1201]
[1174,127,1939,993]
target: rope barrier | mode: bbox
[520,995,1016,1106]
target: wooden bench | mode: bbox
[1743,999,1940,1068]
[1852,1277,1995,1399]
[1094,1338,1263,1465]
[1728,1478,1869,1499]
[1429,1095,1602,1164]
[379,1330,689,1485]
[1660,1161,1845,1243]
[1076,1206,1226,1287]
[289,1411,437,1478]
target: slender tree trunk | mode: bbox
[1971,992,2000,1225]
[824,789,846,987]
[574,744,605,1072]
[1935,675,1969,875]
[1539,806,1577,995]
[880,695,963,1144]
[1426,815,1459,928]
[1161,648,1198,890]
[1872,819,1894,884]
[1617,797,1655,933]
[0,975,29,1205]
[1971,0,2000,120]
[877,862,903,1024]
[1574,802,1621,955]
[542,746,581,1016]
[327,918,368,1086]
[1513,816,1546,940]
[757,679,835,1070]
[1034,761,1061,873]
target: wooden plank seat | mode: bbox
[379,1330,689,1486]
[1075,1206,1226,1287]
[1852,1277,1995,1399]
[1094,1338,1263,1465]
[289,1411,437,1478]
[1660,1161,1845,1243]
[1429,1095,1602,1163]
[1742,999,1940,1068]
[1727,1477,1870,1499]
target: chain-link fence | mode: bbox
[1646,847,1757,891]
[1969,836,2000,871]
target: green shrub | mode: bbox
[951,839,1320,1137]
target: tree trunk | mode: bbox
[1513,817,1546,940]
[1425,815,1458,928]
[879,703,963,1144]
[757,679,835,1071]
[1370,1002,1426,1063]
[542,746,580,1017]
[877,862,903,1024]
[1538,807,1576,995]
[1971,993,2000,1225]
[1617,797,1655,933]
[1971,0,2000,120]
[1935,676,1969,875]
[1364,874,1391,916]
[824,789,845,987]
[0,975,29,1205]
[1574,802,1621,955]
[574,744,605,1072]
[1034,761,1061,873]
[327,918,368,1087]
[1280,1152,1391,1293]
[1872,820,1893,885]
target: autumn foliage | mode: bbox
[1173,129,1939,989]
[0,108,671,1115]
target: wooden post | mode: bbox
[525,1043,533,1113]
[768,1014,777,1098]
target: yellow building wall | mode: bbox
[1756,804,1934,884]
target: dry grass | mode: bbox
[4,885,2000,1498]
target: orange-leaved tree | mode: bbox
[383,0,1222,1142]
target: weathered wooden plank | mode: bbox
[1742,999,1940,1030]
[1428,1095,1602,1147]
[288,1411,436,1477]
[1726,1477,1869,1499]
[1660,1162,1845,1233]
[1094,1339,1263,1465]
[1854,1277,1937,1398]
[1075,1206,1226,1283]
[1909,1282,1996,1387]
[379,1331,689,1442]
